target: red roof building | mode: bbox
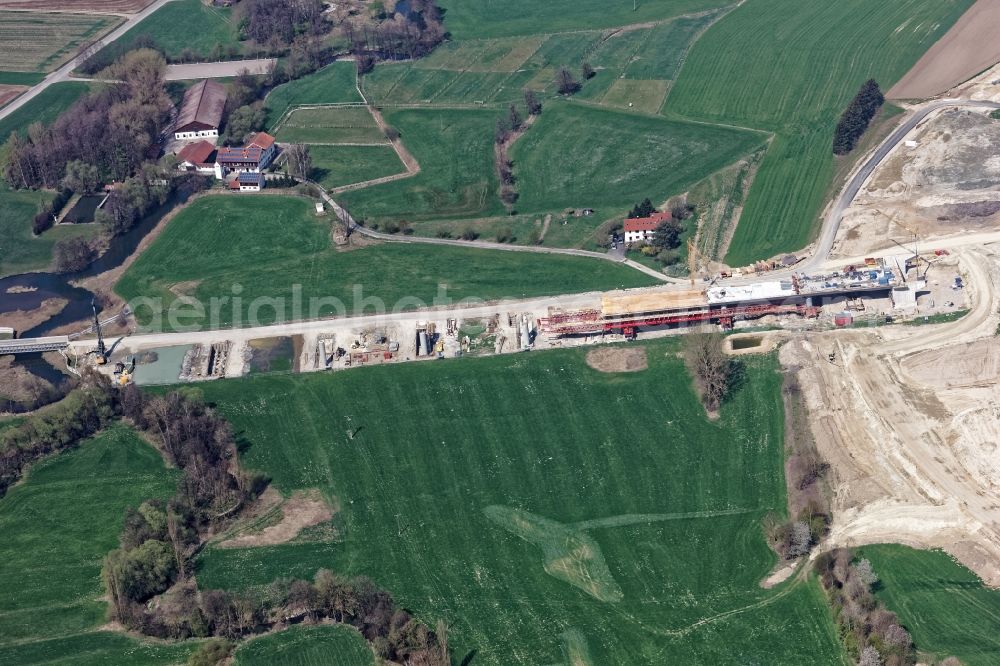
[176,140,216,170]
[623,212,671,243]
[247,131,275,150]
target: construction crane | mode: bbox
[90,299,107,365]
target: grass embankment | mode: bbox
[0,81,97,277]
[114,195,657,331]
[858,545,1000,665]
[0,425,193,664]
[192,344,843,664]
[234,625,374,666]
[666,0,975,264]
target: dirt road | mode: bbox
[783,245,1000,584]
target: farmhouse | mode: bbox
[176,140,216,174]
[174,80,227,140]
[214,132,277,179]
[229,172,265,192]
[623,212,671,244]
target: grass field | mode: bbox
[362,12,717,108]
[0,11,118,72]
[512,102,766,215]
[273,107,385,144]
[338,108,503,223]
[664,0,976,264]
[858,545,1000,665]
[109,0,239,62]
[0,424,193,665]
[0,81,90,141]
[264,63,363,130]
[437,0,729,39]
[0,71,45,86]
[114,195,657,331]
[234,625,374,666]
[191,344,844,664]
[309,145,405,190]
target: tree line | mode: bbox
[4,49,172,191]
[815,549,918,666]
[492,92,541,213]
[344,0,446,74]
[833,79,884,155]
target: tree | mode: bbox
[62,160,101,194]
[523,88,542,115]
[833,79,884,155]
[507,104,523,132]
[651,217,683,250]
[53,236,96,273]
[221,104,266,146]
[581,61,595,79]
[858,646,883,666]
[628,198,655,218]
[555,67,581,95]
[285,143,313,180]
[854,558,879,587]
[787,521,812,557]
[682,331,733,412]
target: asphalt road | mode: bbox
[0,0,176,123]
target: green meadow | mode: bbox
[0,425,192,665]
[234,625,374,666]
[858,545,1000,665]
[114,195,657,331]
[264,62,362,129]
[309,145,405,190]
[193,344,844,665]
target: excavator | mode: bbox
[90,299,108,365]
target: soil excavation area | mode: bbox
[835,105,1000,259]
[780,246,1000,584]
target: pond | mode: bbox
[61,194,106,224]
[131,345,192,386]
[730,336,763,350]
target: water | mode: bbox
[0,191,193,385]
[132,345,192,386]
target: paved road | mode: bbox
[800,98,1000,273]
[0,0,176,123]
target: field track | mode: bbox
[889,0,1000,99]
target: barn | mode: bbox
[174,80,227,140]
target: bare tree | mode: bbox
[682,331,733,412]
[285,143,313,180]
[555,67,581,95]
[507,104,522,132]
[523,88,542,115]
[858,646,882,666]
[854,558,879,587]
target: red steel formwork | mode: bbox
[539,303,821,336]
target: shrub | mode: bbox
[833,79,884,155]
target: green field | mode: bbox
[0,71,45,86]
[438,0,729,39]
[512,102,765,214]
[0,81,90,141]
[309,145,405,190]
[106,0,238,62]
[339,108,502,222]
[114,195,657,331]
[0,11,118,72]
[664,0,975,264]
[264,62,363,129]
[858,545,1000,665]
[0,424,193,665]
[273,106,385,144]
[191,344,844,664]
[362,12,717,108]
[234,625,374,666]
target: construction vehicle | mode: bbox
[90,299,108,365]
[114,356,136,386]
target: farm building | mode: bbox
[228,172,265,192]
[214,132,277,179]
[176,140,216,173]
[623,212,671,244]
[174,80,227,140]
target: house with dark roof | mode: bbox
[213,132,278,179]
[229,172,265,192]
[623,211,671,244]
[176,140,217,173]
[174,80,227,140]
